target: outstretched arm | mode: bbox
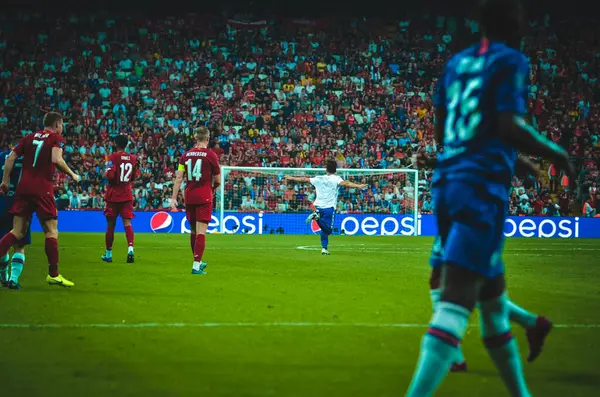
[340,180,368,189]
[284,175,311,183]
[416,152,437,168]
[515,155,541,178]
[0,151,16,193]
[52,147,80,182]
[499,115,573,177]
[420,152,541,179]
[170,170,184,210]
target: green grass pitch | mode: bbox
[1,233,599,397]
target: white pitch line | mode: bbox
[0,322,598,329]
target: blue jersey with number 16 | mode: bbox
[433,39,529,201]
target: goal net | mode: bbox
[215,167,419,236]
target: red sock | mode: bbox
[124,225,134,247]
[0,232,18,257]
[105,225,115,250]
[190,233,196,255]
[45,237,59,277]
[194,234,206,262]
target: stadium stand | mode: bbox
[0,13,599,216]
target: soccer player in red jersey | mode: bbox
[102,135,138,264]
[0,112,80,287]
[170,127,220,275]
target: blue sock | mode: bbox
[406,302,470,397]
[480,296,531,396]
[430,289,465,364]
[0,253,8,280]
[105,249,112,258]
[10,252,24,283]
[320,232,329,250]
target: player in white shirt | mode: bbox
[285,160,367,255]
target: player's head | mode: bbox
[195,127,210,147]
[326,160,337,174]
[114,135,129,151]
[477,0,524,45]
[43,112,64,134]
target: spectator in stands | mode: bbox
[0,12,597,217]
[421,197,433,214]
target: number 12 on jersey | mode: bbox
[185,159,202,181]
[119,163,133,182]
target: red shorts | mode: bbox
[104,200,135,219]
[186,203,212,224]
[10,193,57,220]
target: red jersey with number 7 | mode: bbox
[105,152,137,202]
[178,148,220,205]
[14,130,65,196]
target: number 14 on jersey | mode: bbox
[186,159,202,181]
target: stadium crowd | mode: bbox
[1,12,599,216]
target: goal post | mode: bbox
[216,166,419,236]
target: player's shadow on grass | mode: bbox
[466,368,600,389]
[533,370,600,388]
[13,287,189,299]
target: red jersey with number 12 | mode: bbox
[105,152,137,202]
[14,130,65,196]
[178,148,220,205]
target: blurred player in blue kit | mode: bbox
[0,138,30,290]
[406,0,576,396]
[419,153,552,373]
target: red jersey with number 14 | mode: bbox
[105,152,137,202]
[178,148,220,205]
[14,130,65,196]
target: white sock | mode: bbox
[430,288,465,364]
[128,246,134,254]
[192,261,201,271]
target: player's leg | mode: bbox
[407,263,480,396]
[0,252,8,286]
[189,221,197,256]
[486,233,550,349]
[315,207,333,255]
[408,184,493,396]
[122,200,135,263]
[429,266,467,372]
[0,214,12,286]
[0,195,31,256]
[0,219,9,286]
[191,204,210,275]
[37,194,73,287]
[102,215,116,263]
[192,221,208,275]
[7,244,26,290]
[0,215,29,257]
[186,205,197,260]
[6,219,30,289]
[123,218,135,263]
[479,277,531,396]
[505,298,552,362]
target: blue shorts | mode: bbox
[317,207,335,232]
[429,181,507,279]
[0,213,31,246]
